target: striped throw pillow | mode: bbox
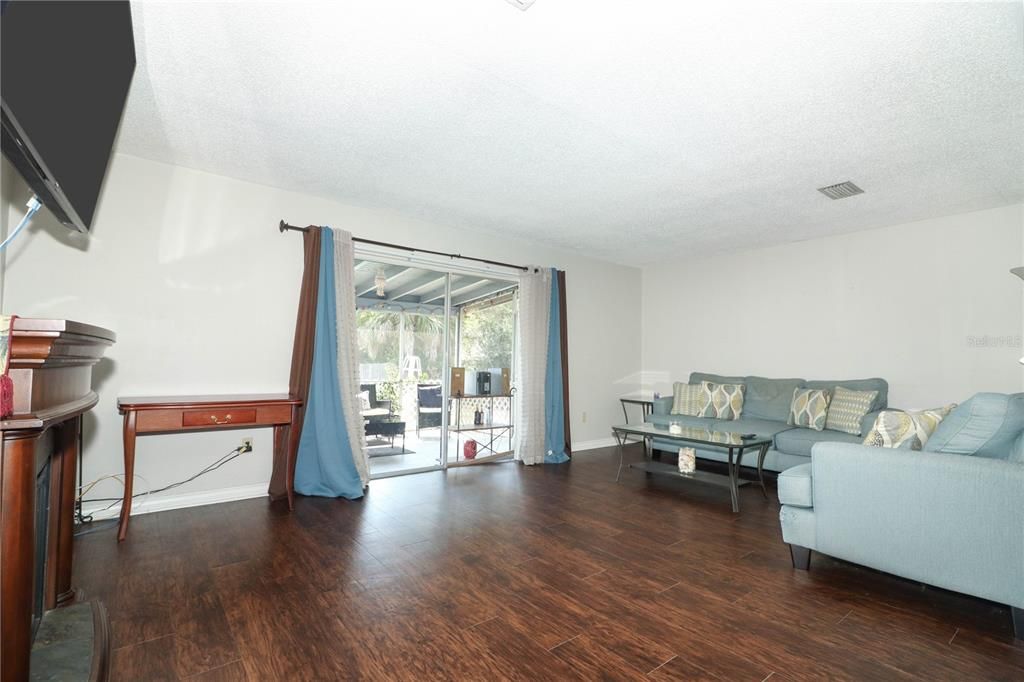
[825,386,878,436]
[671,382,705,416]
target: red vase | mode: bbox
[463,440,478,460]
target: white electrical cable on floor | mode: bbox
[0,195,42,252]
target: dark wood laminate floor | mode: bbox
[75,444,1023,681]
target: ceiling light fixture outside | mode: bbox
[375,268,387,297]
[818,181,864,200]
[504,0,537,10]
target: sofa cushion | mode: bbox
[652,396,674,416]
[1012,432,1024,465]
[742,376,804,422]
[924,393,1024,460]
[775,427,862,457]
[802,378,888,412]
[788,388,832,431]
[697,381,745,420]
[646,413,712,430]
[709,417,796,441]
[778,463,813,508]
[670,382,705,416]
[825,386,879,436]
[689,371,745,387]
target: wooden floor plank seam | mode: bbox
[546,632,582,651]
[645,654,678,675]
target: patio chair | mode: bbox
[416,384,444,436]
[359,383,393,422]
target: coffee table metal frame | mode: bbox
[612,423,771,513]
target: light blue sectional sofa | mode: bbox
[647,372,889,473]
[779,392,1024,639]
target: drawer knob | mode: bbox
[209,414,233,424]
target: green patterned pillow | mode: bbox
[862,406,955,450]
[671,382,706,416]
[788,388,831,431]
[825,386,878,436]
[697,381,745,420]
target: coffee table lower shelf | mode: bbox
[628,459,751,489]
[612,423,771,513]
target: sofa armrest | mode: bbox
[809,442,1024,608]
[778,463,812,507]
[652,396,673,416]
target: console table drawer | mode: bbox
[182,408,256,427]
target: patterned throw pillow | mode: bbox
[825,386,879,436]
[788,388,831,431]
[671,382,706,416]
[697,381,745,420]
[862,406,956,450]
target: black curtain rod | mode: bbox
[278,220,530,272]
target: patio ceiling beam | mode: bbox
[352,260,377,289]
[451,281,517,307]
[356,265,411,299]
[355,296,445,314]
[421,276,490,304]
[388,273,448,301]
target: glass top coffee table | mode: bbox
[612,423,772,513]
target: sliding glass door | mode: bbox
[355,259,451,477]
[354,253,519,479]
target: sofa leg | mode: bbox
[1013,607,1023,641]
[789,544,811,570]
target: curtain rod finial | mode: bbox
[279,220,287,233]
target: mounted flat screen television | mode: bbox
[1,0,136,233]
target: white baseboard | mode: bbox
[82,482,270,521]
[571,437,618,453]
[83,439,618,520]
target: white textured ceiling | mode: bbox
[118,1,1024,266]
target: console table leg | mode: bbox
[117,410,137,542]
[285,404,300,510]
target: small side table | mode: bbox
[619,395,656,423]
[116,393,302,542]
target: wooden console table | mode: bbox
[116,394,302,542]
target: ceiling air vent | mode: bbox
[818,181,864,200]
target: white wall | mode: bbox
[1,158,22,307]
[1,153,642,513]
[642,203,1024,410]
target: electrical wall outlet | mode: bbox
[581,411,587,423]
[241,437,253,453]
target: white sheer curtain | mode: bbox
[515,267,552,465]
[331,227,370,487]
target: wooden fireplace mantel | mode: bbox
[0,318,115,682]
